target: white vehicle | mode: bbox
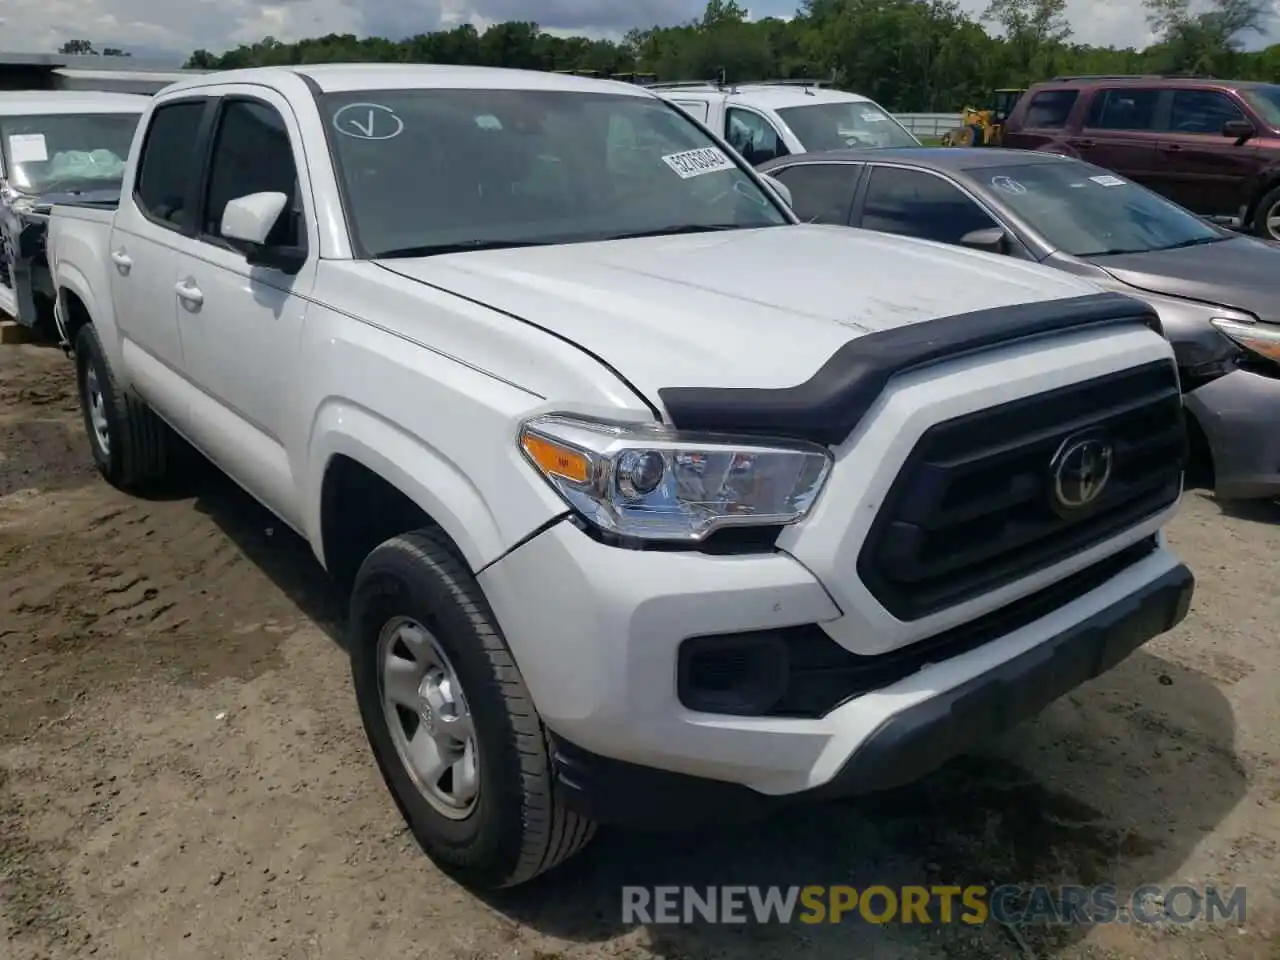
[652,79,920,165]
[47,64,1194,890]
[0,91,148,328]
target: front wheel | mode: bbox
[349,529,596,889]
[1251,185,1280,241]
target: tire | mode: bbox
[1251,185,1280,241]
[74,323,173,490]
[349,529,596,889]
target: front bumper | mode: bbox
[1184,367,1280,498]
[547,558,1192,828]
[478,518,1193,822]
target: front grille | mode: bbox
[857,360,1184,621]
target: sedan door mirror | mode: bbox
[1222,119,1255,143]
[220,191,306,275]
[960,226,1010,255]
[759,173,793,208]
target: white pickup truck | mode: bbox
[47,64,1194,890]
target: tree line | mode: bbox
[87,0,1280,112]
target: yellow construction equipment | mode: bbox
[940,88,1026,147]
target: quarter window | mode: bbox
[134,100,206,231]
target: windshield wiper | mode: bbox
[373,239,553,259]
[597,224,750,241]
[1156,235,1227,252]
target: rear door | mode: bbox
[1072,86,1164,183]
[768,161,863,224]
[108,96,213,388]
[1148,88,1259,218]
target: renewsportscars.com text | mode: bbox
[621,884,1247,926]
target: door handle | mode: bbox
[1158,143,1183,152]
[1072,138,1096,148]
[110,249,132,274]
[174,280,203,308]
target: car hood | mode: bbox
[377,224,1102,396]
[1092,235,1280,322]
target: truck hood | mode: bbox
[377,224,1102,395]
[1092,235,1280,323]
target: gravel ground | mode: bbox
[1,342,1277,960]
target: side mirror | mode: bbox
[960,226,1010,255]
[221,192,288,245]
[1223,119,1255,143]
[759,173,793,208]
[220,191,306,275]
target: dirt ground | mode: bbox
[1,341,1277,960]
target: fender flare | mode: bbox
[305,399,509,574]
[56,261,121,360]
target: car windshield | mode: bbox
[319,88,789,258]
[1240,84,1280,128]
[0,113,139,194]
[776,100,919,150]
[975,159,1227,256]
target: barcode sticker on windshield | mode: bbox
[8,134,48,164]
[1089,174,1126,187]
[662,147,734,179]
[861,111,884,122]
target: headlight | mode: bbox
[517,414,833,542]
[1210,317,1280,363]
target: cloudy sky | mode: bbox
[0,0,1261,63]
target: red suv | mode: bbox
[1002,75,1280,240]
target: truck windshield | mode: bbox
[776,101,919,150]
[0,113,139,194]
[975,160,1228,257]
[1240,84,1280,128]
[319,89,789,258]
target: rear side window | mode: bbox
[134,100,206,231]
[1166,89,1245,134]
[673,100,709,122]
[1023,89,1079,129]
[1085,88,1161,130]
[772,163,859,224]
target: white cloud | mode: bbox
[0,0,1268,62]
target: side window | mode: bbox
[1167,90,1245,134]
[773,163,859,224]
[725,108,789,164]
[1023,89,1079,129]
[134,101,207,231]
[1085,88,1162,130]
[859,166,997,246]
[203,99,303,249]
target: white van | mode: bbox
[651,79,919,165]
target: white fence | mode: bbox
[894,113,963,138]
